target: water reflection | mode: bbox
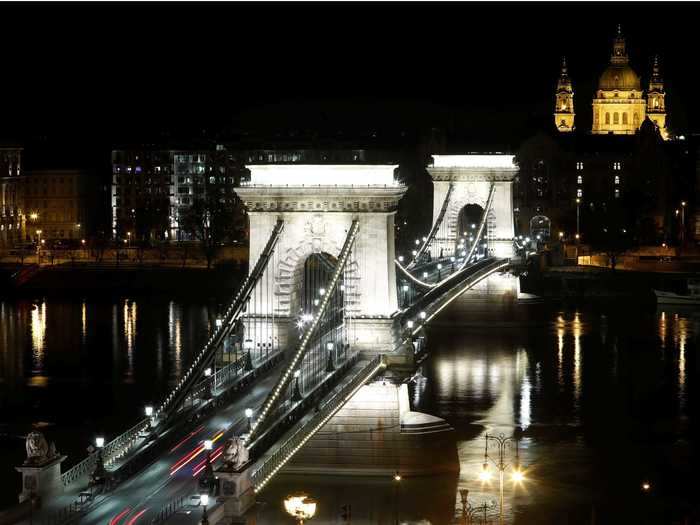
[124,299,137,382]
[169,300,182,381]
[29,301,47,386]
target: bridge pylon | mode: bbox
[235,164,407,358]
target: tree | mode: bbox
[180,150,247,269]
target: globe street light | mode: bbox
[200,493,209,525]
[284,494,317,524]
[245,408,253,433]
[479,432,526,525]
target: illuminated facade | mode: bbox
[0,147,23,247]
[23,170,87,241]
[554,58,575,132]
[557,26,669,140]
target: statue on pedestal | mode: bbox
[24,431,59,466]
[221,437,249,470]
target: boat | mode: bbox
[654,279,700,305]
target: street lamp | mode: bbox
[200,493,209,525]
[245,408,253,433]
[326,342,335,372]
[393,472,402,525]
[292,369,302,401]
[479,432,525,525]
[575,197,581,239]
[680,201,687,247]
[284,494,317,524]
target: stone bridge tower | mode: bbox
[235,164,406,356]
[428,155,517,258]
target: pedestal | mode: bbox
[217,464,256,523]
[15,455,67,506]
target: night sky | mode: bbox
[1,2,698,167]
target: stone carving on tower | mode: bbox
[554,57,575,132]
[647,55,668,139]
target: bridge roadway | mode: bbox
[45,366,282,525]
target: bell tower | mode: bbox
[554,57,575,133]
[647,55,669,140]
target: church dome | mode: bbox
[598,63,641,91]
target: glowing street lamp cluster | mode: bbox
[246,221,359,444]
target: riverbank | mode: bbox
[0,262,247,296]
[521,264,695,300]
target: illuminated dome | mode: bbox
[598,63,641,91]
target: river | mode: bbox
[0,294,697,523]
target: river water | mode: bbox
[0,294,697,523]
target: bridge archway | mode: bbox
[428,155,517,258]
[455,203,485,257]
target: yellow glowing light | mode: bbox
[479,465,492,482]
[642,481,651,491]
[283,494,317,521]
[511,470,525,483]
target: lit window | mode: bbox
[614,189,620,198]
[577,175,583,184]
[614,175,620,185]
[576,162,583,170]
[577,188,583,198]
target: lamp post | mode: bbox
[680,201,686,248]
[200,493,209,525]
[325,342,335,372]
[292,369,302,402]
[402,284,409,308]
[284,494,317,524]
[245,408,253,433]
[575,197,581,239]
[478,432,525,525]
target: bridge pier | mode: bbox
[15,454,66,506]
[214,464,256,524]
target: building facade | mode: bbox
[0,147,24,247]
[111,146,242,241]
[556,26,670,140]
[22,169,86,242]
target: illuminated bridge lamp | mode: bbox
[95,437,105,449]
[437,264,442,270]
[422,236,427,242]
[244,339,254,351]
[216,318,223,328]
[204,368,212,377]
[204,439,213,451]
[423,272,428,279]
[200,493,209,525]
[419,311,426,320]
[398,255,404,262]
[245,408,253,433]
[145,405,153,417]
[319,288,326,296]
[415,239,420,245]
[406,320,414,330]
[412,250,417,256]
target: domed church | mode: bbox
[554,25,669,140]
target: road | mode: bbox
[76,369,282,525]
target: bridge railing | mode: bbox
[251,355,386,492]
[59,416,150,488]
[408,182,454,268]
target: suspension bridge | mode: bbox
[11,155,517,525]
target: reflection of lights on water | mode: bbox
[81,301,87,340]
[573,312,582,408]
[658,311,667,350]
[169,301,182,380]
[556,314,565,388]
[30,301,46,375]
[519,350,531,430]
[678,317,687,412]
[124,299,137,381]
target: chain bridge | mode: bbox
[11,155,517,525]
